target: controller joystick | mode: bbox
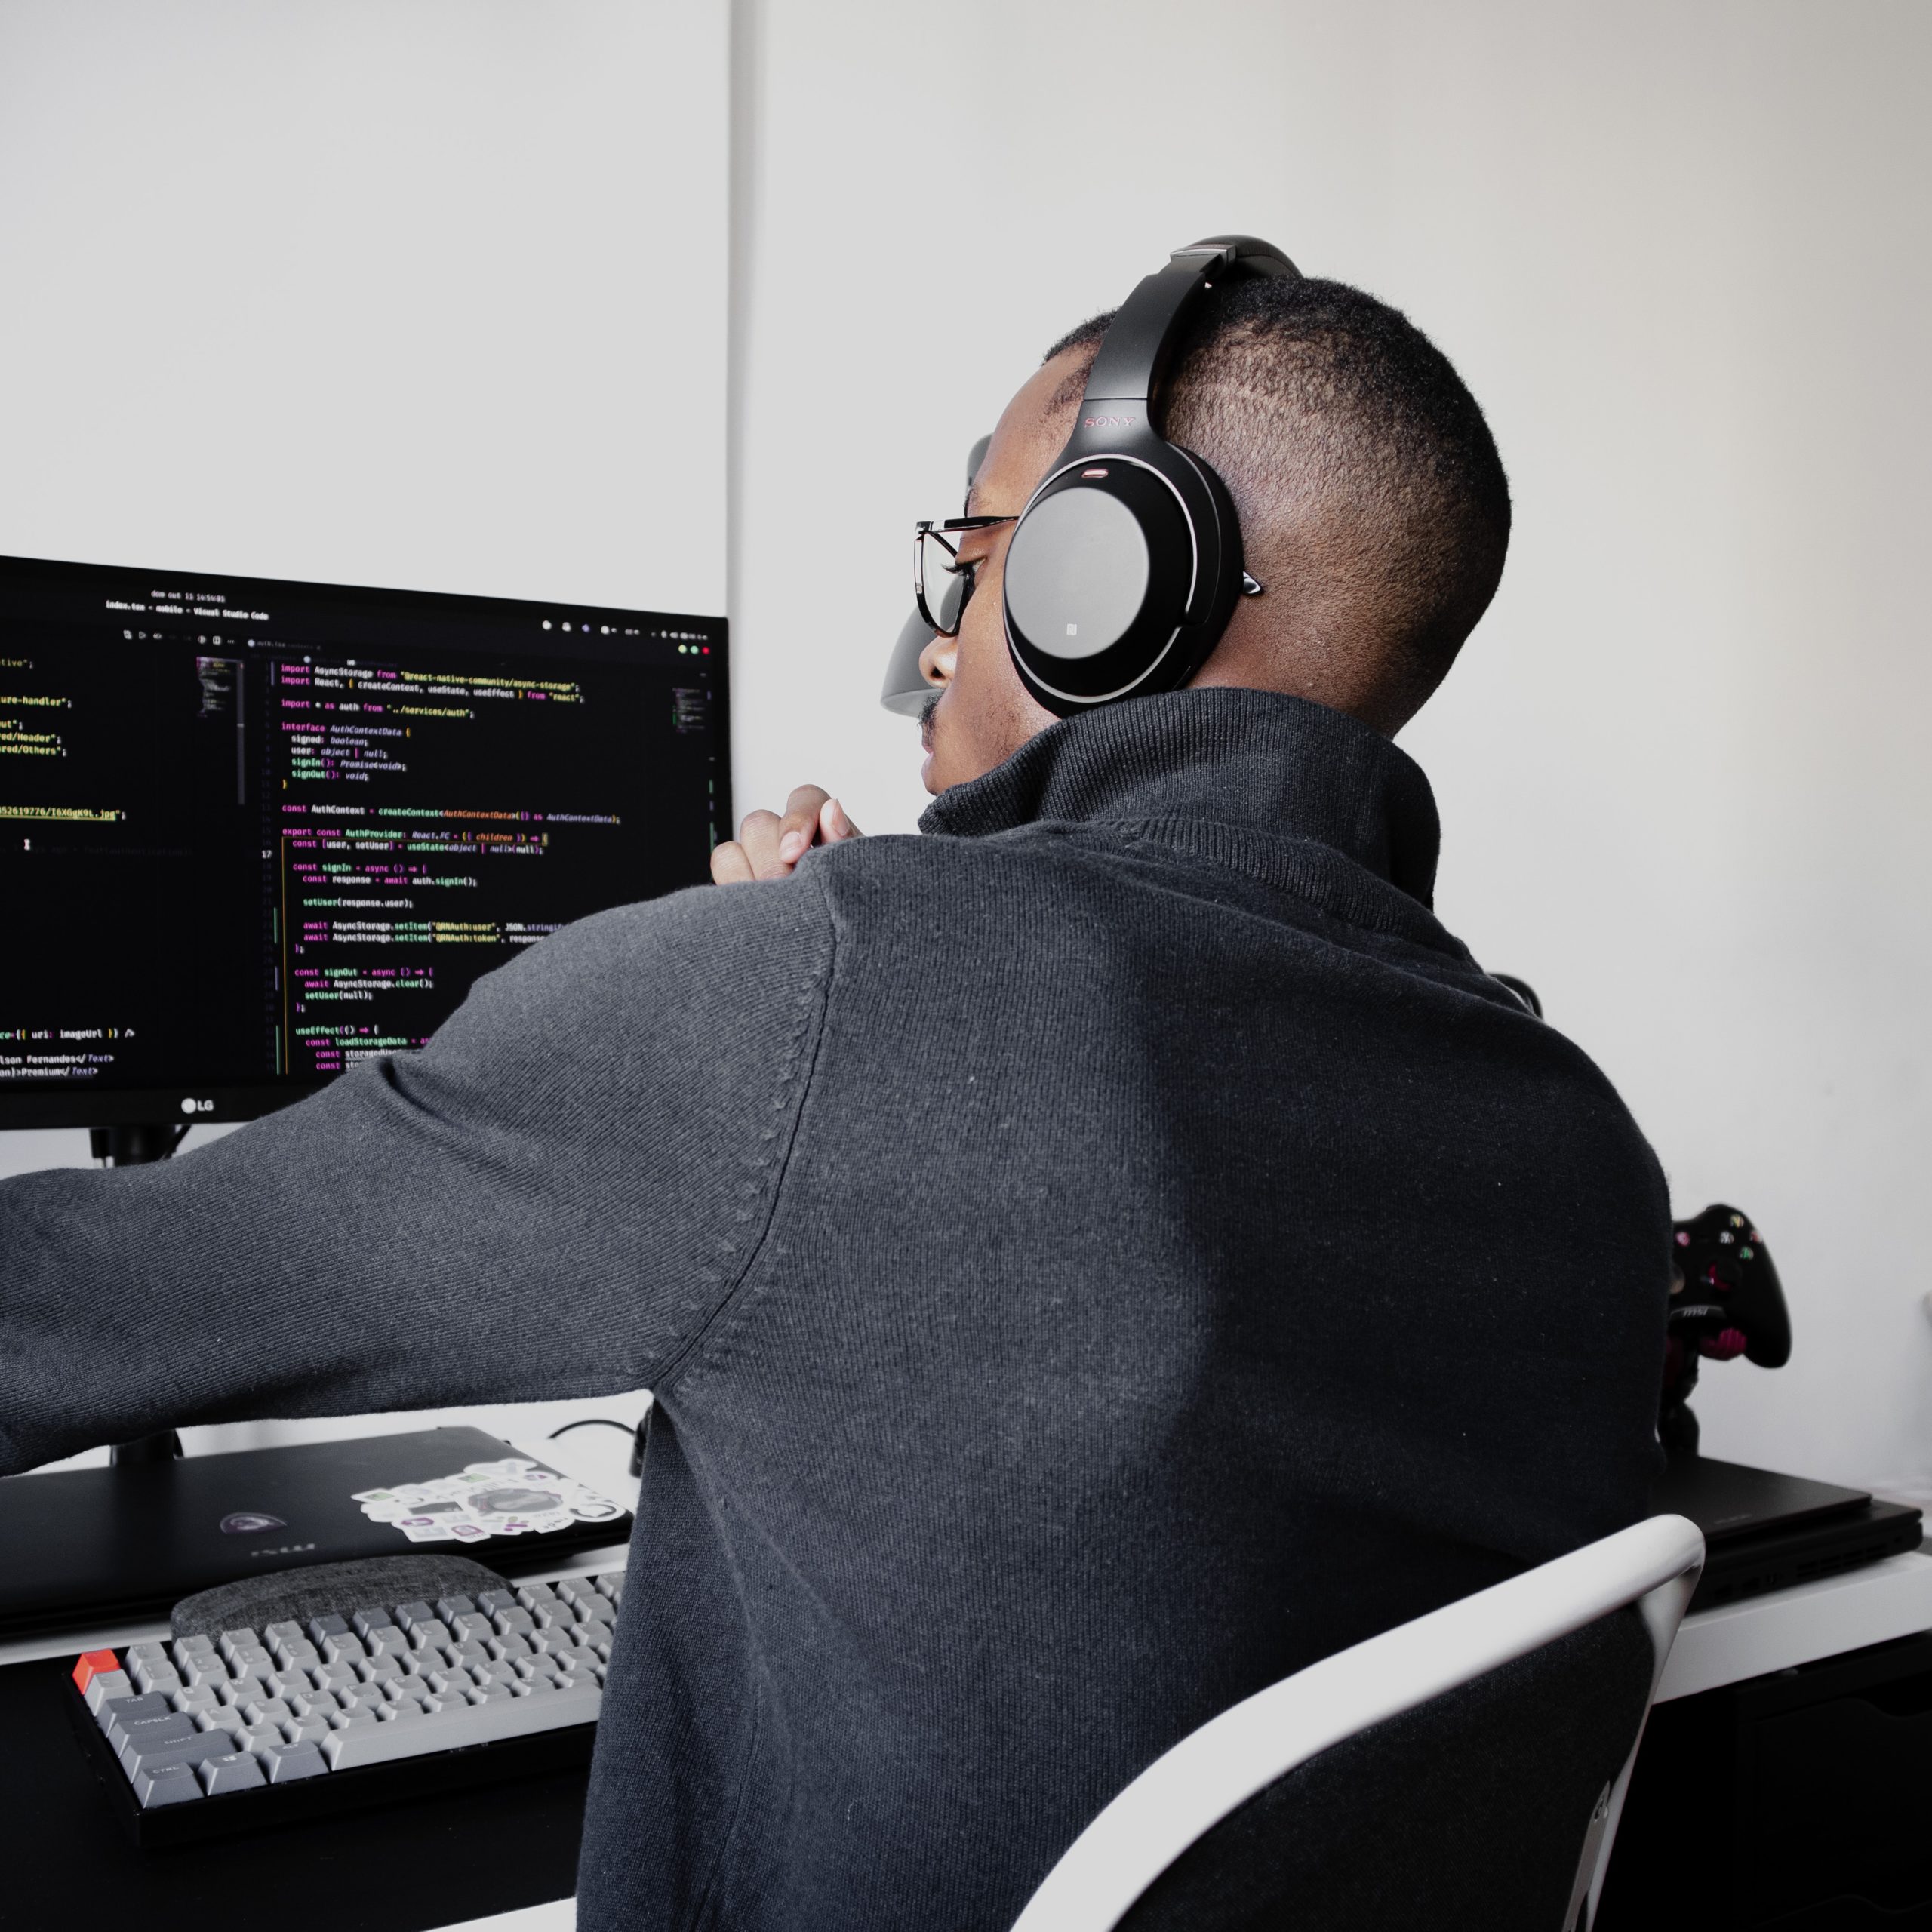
[1660,1203,1792,1458]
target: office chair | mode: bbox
[1010,1512,1704,1932]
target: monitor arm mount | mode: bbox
[88,1122,195,1463]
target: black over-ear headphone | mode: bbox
[1003,235,1299,717]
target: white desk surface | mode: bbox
[1656,1546,1932,1701]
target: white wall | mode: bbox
[0,0,726,611]
[726,0,1932,1491]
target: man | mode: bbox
[0,271,1668,1929]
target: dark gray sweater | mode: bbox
[0,690,1669,1930]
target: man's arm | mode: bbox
[0,875,835,1474]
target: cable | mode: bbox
[546,1417,638,1441]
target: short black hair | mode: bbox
[1042,277,1510,723]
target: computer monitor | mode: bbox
[0,552,729,1131]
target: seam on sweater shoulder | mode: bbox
[649,871,838,1396]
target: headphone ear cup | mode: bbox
[1004,453,1238,715]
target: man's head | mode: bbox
[918,275,1511,794]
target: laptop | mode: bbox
[1652,1454,1924,1613]
[0,1426,632,1637]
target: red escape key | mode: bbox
[72,1649,119,1693]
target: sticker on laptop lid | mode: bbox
[352,1457,621,1543]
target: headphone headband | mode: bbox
[1076,235,1300,418]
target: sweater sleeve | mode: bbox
[0,873,835,1474]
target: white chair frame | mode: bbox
[1010,1512,1706,1932]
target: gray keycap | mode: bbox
[281,1716,331,1746]
[265,1620,305,1647]
[260,1740,329,1782]
[393,1600,438,1631]
[126,1641,170,1669]
[179,1653,229,1688]
[177,1632,218,1655]
[218,1629,261,1661]
[328,1704,380,1730]
[555,1577,598,1607]
[407,1619,453,1653]
[292,1688,341,1719]
[312,1663,357,1694]
[134,1762,205,1808]
[387,1673,431,1702]
[240,1695,294,1727]
[378,1698,425,1724]
[476,1589,518,1616]
[271,1633,320,1668]
[426,1666,475,1697]
[363,1626,410,1660]
[321,1676,601,1770]
[451,1611,493,1643]
[515,1582,557,1610]
[517,1673,557,1696]
[361,1655,404,1686]
[306,1614,350,1643]
[171,1684,223,1717]
[85,1670,134,1715]
[491,1607,536,1638]
[351,1607,395,1638]
[130,1660,183,1696]
[321,1632,367,1666]
[466,1683,516,1706]
[103,1694,177,1742]
[490,1632,534,1662]
[528,1629,575,1657]
[435,1594,477,1622]
[229,1647,275,1682]
[123,1728,220,1780]
[197,1749,267,1795]
[512,1653,561,1681]
[115,1708,198,1755]
[335,1684,386,1713]
[448,1639,491,1671]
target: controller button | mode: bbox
[1740,1246,1754,1261]
[1675,1231,1690,1246]
[1718,1230,1734,1244]
[1730,1214,1746,1228]
[1700,1327,1749,1360]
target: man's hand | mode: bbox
[711,786,862,884]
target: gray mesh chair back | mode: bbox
[1011,1515,1704,1932]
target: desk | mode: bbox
[1657,1548,1932,1702]
[9,1536,1929,1931]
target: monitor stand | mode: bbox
[87,1122,192,1465]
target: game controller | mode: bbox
[1660,1203,1792,1457]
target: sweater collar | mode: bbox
[918,688,1441,909]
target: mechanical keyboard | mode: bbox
[66,1567,621,1845]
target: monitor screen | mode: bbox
[0,554,728,1129]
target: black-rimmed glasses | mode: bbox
[914,515,1017,637]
